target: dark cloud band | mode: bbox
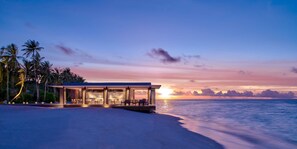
[148,48,181,63]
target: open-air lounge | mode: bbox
[49,82,161,112]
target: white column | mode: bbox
[82,87,86,105]
[103,87,109,105]
[59,88,64,105]
[132,89,135,100]
[63,88,67,104]
[75,89,79,101]
[126,87,131,100]
[151,89,156,105]
[147,88,151,101]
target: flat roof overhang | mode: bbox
[49,82,161,89]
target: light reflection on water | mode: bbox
[156,99,297,149]
[161,99,169,113]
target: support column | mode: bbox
[132,89,135,100]
[106,88,109,104]
[82,87,86,105]
[126,87,131,100]
[63,88,67,104]
[59,88,64,105]
[147,88,151,102]
[103,87,109,105]
[151,89,156,105]
[75,89,79,101]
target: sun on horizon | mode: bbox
[158,87,173,99]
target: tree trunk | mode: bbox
[33,52,39,102]
[44,79,48,101]
[11,72,14,94]
[6,69,9,102]
[36,78,39,102]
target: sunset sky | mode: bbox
[1,0,297,99]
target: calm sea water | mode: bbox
[156,99,297,149]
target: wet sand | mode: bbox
[0,106,223,149]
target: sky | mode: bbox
[1,0,297,99]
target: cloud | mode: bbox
[172,90,192,96]
[73,62,83,67]
[238,70,246,75]
[56,44,76,55]
[24,22,36,30]
[201,88,215,96]
[148,48,181,63]
[242,91,254,97]
[224,90,243,96]
[193,91,199,96]
[238,70,252,75]
[183,54,201,59]
[216,91,223,96]
[190,88,294,98]
[257,89,295,98]
[193,64,205,68]
[189,80,196,83]
[291,67,297,73]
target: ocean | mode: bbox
[156,99,297,149]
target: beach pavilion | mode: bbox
[49,82,161,112]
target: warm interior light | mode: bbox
[159,87,173,99]
[103,104,110,108]
[82,104,89,108]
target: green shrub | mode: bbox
[20,93,34,103]
[43,92,56,103]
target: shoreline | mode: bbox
[158,112,297,149]
[0,106,223,149]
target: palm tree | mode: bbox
[22,40,43,102]
[1,55,10,102]
[0,63,3,86]
[32,54,44,102]
[41,61,53,101]
[23,59,34,80]
[52,68,62,85]
[0,47,5,98]
[0,47,4,78]
[7,44,21,92]
[61,68,72,83]
[52,68,62,98]
[22,40,43,58]
[0,44,21,102]
[22,59,33,92]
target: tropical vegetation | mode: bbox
[0,40,85,103]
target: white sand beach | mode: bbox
[0,106,223,149]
